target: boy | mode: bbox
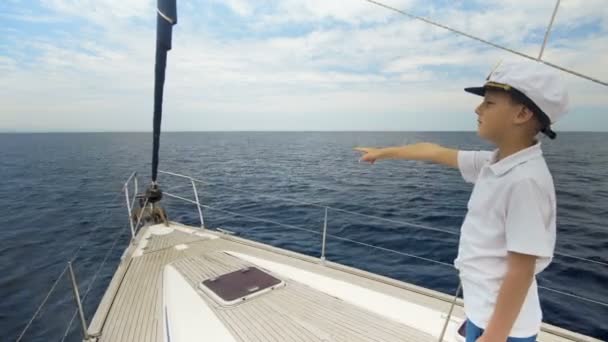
[355,60,568,342]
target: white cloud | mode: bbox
[218,0,254,17]
[1,0,607,132]
[41,0,154,22]
[252,0,415,25]
[0,56,17,72]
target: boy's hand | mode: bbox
[354,147,383,164]
[354,143,459,168]
[475,335,492,342]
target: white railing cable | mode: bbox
[164,192,323,237]
[160,171,460,236]
[553,251,607,267]
[19,167,604,342]
[166,178,608,308]
[164,192,455,268]
[330,206,459,236]
[161,171,608,267]
[538,285,608,308]
[327,232,454,268]
[169,191,608,308]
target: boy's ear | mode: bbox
[514,106,535,124]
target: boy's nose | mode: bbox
[475,104,482,116]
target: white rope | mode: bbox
[361,0,608,87]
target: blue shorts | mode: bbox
[465,319,537,342]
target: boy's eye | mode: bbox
[485,101,495,105]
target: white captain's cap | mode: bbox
[465,60,569,139]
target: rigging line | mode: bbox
[180,174,460,236]
[539,286,608,308]
[196,196,608,306]
[160,170,326,208]
[181,176,608,265]
[168,193,456,267]
[166,192,456,269]
[68,193,124,264]
[329,206,459,236]
[15,265,69,342]
[553,251,608,267]
[59,227,130,342]
[168,174,608,266]
[362,0,608,87]
[133,196,150,233]
[538,0,561,60]
[164,192,323,236]
[160,169,460,234]
[327,233,455,268]
[60,178,149,340]
[181,192,608,306]
[16,189,124,341]
[60,180,165,340]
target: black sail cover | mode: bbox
[151,0,177,183]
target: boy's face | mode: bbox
[475,89,525,143]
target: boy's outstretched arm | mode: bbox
[354,143,459,168]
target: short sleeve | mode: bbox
[458,150,493,183]
[505,179,555,258]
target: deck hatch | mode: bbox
[199,267,284,305]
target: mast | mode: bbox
[149,0,177,203]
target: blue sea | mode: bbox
[1,132,607,341]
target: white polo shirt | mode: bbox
[454,142,556,338]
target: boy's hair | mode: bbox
[498,88,555,139]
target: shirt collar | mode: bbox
[488,142,543,176]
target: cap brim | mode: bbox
[464,86,486,96]
[541,126,557,140]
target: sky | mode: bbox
[0,0,607,132]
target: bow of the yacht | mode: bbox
[80,172,602,342]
